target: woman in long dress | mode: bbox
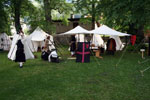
[8,29,34,68]
[15,39,26,68]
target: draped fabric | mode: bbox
[130,35,136,46]
[8,34,34,61]
[15,40,26,62]
[76,42,90,63]
[106,38,116,55]
[107,38,116,51]
[41,51,49,61]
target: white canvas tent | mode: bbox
[90,25,130,36]
[91,24,105,47]
[110,35,124,51]
[91,34,104,47]
[61,26,91,35]
[0,33,11,51]
[8,34,34,61]
[60,25,92,42]
[26,27,55,52]
[75,34,84,42]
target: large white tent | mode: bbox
[90,25,130,51]
[61,26,91,35]
[0,33,11,51]
[8,34,34,61]
[91,24,105,47]
[90,25,130,36]
[91,34,104,47]
[26,27,55,52]
[61,25,92,42]
[110,35,124,51]
[75,34,84,42]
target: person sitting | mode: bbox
[41,47,49,61]
[44,36,50,51]
[106,38,116,55]
[48,49,59,63]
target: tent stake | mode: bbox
[140,66,150,76]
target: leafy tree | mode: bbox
[100,0,150,42]
[0,0,39,34]
[37,0,73,34]
[10,0,23,33]
[0,0,11,34]
[73,0,101,29]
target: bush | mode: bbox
[126,43,148,52]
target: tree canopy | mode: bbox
[0,0,150,40]
[73,0,101,29]
[100,0,150,41]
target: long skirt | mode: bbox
[15,49,26,62]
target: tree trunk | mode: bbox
[14,0,22,34]
[148,37,150,56]
[128,24,144,44]
[43,0,52,34]
[91,0,95,29]
[127,23,136,35]
[137,25,144,43]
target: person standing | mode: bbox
[8,28,34,68]
[15,39,26,68]
[70,35,76,56]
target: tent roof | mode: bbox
[30,27,49,41]
[60,26,91,35]
[90,25,130,36]
[0,33,8,37]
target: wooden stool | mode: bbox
[93,50,103,59]
[140,49,145,59]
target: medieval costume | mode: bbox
[48,49,59,63]
[15,40,26,68]
[44,36,50,52]
[41,51,49,61]
[70,35,76,56]
[41,36,50,61]
[106,38,116,55]
[8,29,34,68]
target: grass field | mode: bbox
[0,49,150,100]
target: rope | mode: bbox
[115,37,146,67]
[131,38,146,53]
[90,49,101,66]
[115,40,130,67]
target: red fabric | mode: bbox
[86,44,89,48]
[82,43,85,63]
[131,35,136,45]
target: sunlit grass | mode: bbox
[0,50,150,100]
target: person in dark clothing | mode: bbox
[106,38,116,55]
[15,39,26,68]
[70,35,76,56]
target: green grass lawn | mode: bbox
[0,49,150,100]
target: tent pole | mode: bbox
[78,34,79,42]
[125,36,128,46]
[148,37,150,56]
